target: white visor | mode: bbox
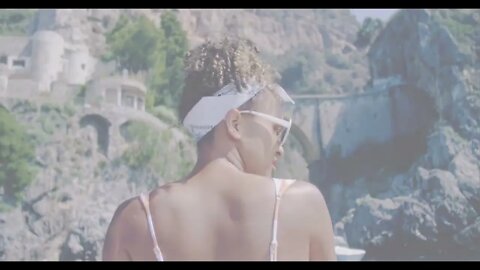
[183,82,295,141]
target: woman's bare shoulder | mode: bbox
[283,180,329,216]
[103,195,149,260]
[290,180,324,197]
[106,195,147,238]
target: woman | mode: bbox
[102,37,336,261]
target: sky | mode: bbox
[350,9,400,23]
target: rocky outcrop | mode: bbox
[173,9,359,55]
[327,10,480,260]
[173,9,369,94]
[368,9,480,140]
[335,125,480,260]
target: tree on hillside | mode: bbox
[0,9,36,35]
[276,48,327,94]
[0,107,36,205]
[355,17,383,49]
[104,15,166,73]
[153,10,189,108]
[104,11,188,110]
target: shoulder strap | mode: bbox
[139,192,165,261]
[270,178,296,261]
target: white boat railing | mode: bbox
[334,236,366,261]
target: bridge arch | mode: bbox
[79,114,111,156]
[289,123,320,164]
[118,119,153,142]
[119,120,135,142]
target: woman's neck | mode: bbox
[185,143,245,181]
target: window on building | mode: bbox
[137,97,144,110]
[102,16,110,28]
[0,55,8,65]
[122,93,135,108]
[12,59,26,68]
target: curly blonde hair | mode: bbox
[178,37,277,123]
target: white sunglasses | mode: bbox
[239,110,292,146]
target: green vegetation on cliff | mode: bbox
[431,9,480,58]
[0,9,36,35]
[104,11,188,110]
[121,121,194,188]
[0,107,36,206]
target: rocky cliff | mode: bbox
[31,9,370,95]
[332,9,480,260]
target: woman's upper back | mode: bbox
[102,162,335,261]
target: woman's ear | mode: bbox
[225,109,242,141]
